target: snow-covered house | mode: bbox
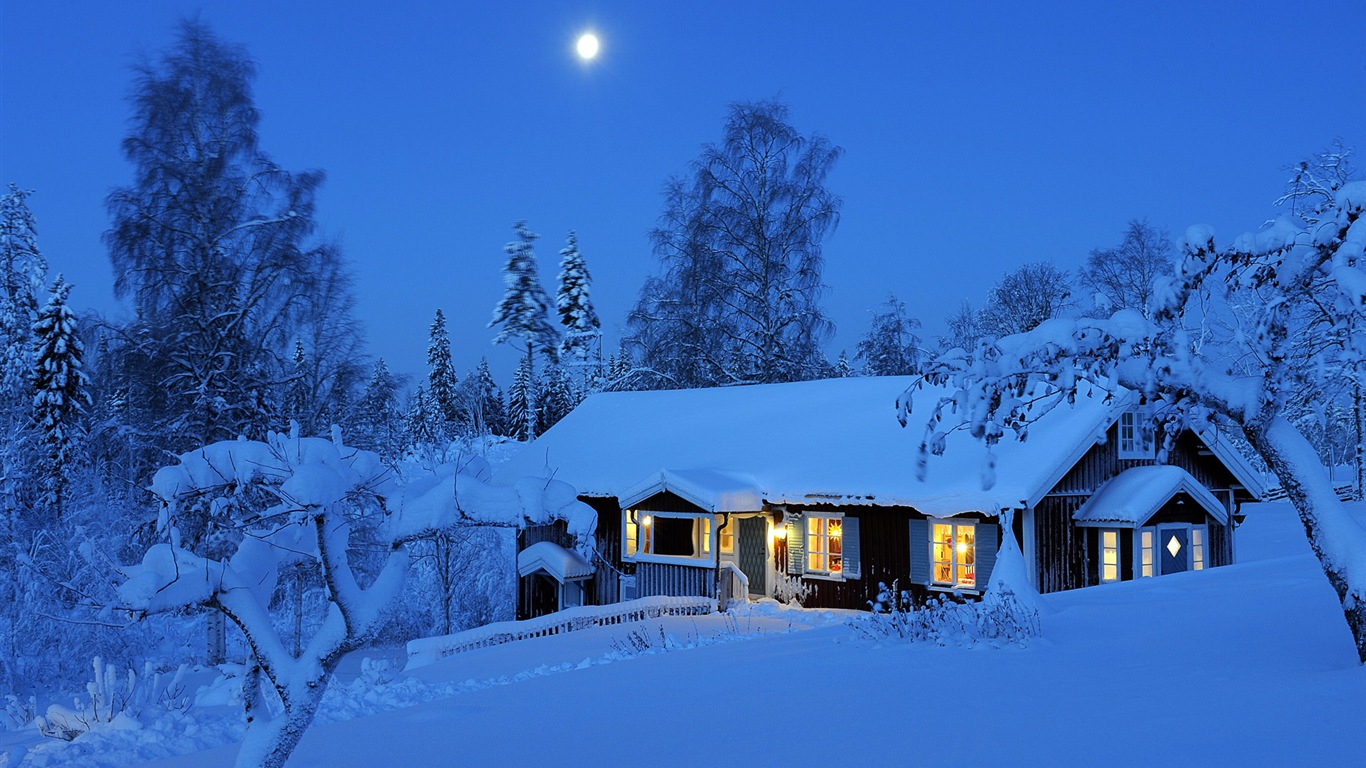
[493,376,1263,617]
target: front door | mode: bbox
[737,516,768,596]
[1159,527,1189,575]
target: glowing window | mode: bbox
[1192,526,1206,571]
[1140,529,1154,578]
[718,515,735,554]
[930,520,976,588]
[623,510,714,564]
[1101,530,1120,583]
[805,514,843,576]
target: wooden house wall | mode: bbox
[1037,426,1245,592]
[1034,495,1087,592]
[587,496,626,606]
[788,505,918,611]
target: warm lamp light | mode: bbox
[956,543,968,555]
[640,515,651,526]
[772,525,786,540]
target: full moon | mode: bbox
[576,33,600,60]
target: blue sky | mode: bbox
[3,1,1364,385]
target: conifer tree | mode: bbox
[835,350,853,378]
[426,309,461,432]
[353,358,402,457]
[854,294,923,376]
[31,276,90,518]
[538,364,576,433]
[404,386,439,449]
[506,355,537,441]
[556,230,601,370]
[490,221,560,378]
[0,184,47,406]
[460,357,507,437]
[284,339,310,432]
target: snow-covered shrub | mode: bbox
[855,581,1040,647]
[772,573,812,606]
[3,693,37,730]
[34,657,189,741]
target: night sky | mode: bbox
[4,0,1364,385]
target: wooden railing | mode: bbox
[406,595,716,669]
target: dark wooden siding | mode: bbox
[1037,426,1243,592]
[629,491,707,513]
[792,505,916,611]
[586,496,625,606]
[1035,495,1087,592]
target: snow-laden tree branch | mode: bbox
[902,181,1366,663]
[116,430,596,767]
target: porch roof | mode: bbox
[619,469,764,513]
[1073,465,1230,527]
[517,541,595,582]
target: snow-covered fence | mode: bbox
[406,595,715,669]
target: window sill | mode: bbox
[929,584,980,595]
[802,571,845,582]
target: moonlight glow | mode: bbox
[576,32,600,60]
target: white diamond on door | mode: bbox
[1166,535,1182,558]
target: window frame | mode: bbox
[803,511,846,580]
[1100,529,1120,583]
[1117,409,1155,460]
[1138,527,1155,578]
[622,509,716,566]
[929,518,977,590]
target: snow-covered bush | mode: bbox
[856,581,1040,647]
[34,657,189,741]
[772,573,812,606]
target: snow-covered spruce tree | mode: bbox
[457,357,506,437]
[977,261,1075,339]
[117,432,595,767]
[403,386,440,452]
[105,20,358,453]
[426,309,461,435]
[351,358,404,458]
[0,183,48,693]
[834,350,854,378]
[1079,219,1174,318]
[283,340,310,434]
[902,181,1366,663]
[31,275,91,519]
[538,363,576,433]
[489,221,559,436]
[626,100,841,388]
[556,230,602,379]
[506,354,537,442]
[854,293,923,376]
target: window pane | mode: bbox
[808,553,825,572]
[653,517,697,557]
[829,555,842,573]
[1103,563,1118,581]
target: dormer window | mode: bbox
[1118,409,1154,460]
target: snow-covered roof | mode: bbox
[516,541,595,582]
[494,376,1123,517]
[1073,465,1229,527]
[618,469,764,512]
[1195,426,1268,500]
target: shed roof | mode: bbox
[1072,465,1230,527]
[516,541,595,582]
[494,376,1125,517]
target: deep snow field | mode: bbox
[5,501,1364,767]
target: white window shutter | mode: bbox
[786,514,804,575]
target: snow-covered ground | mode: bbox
[6,502,1365,767]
